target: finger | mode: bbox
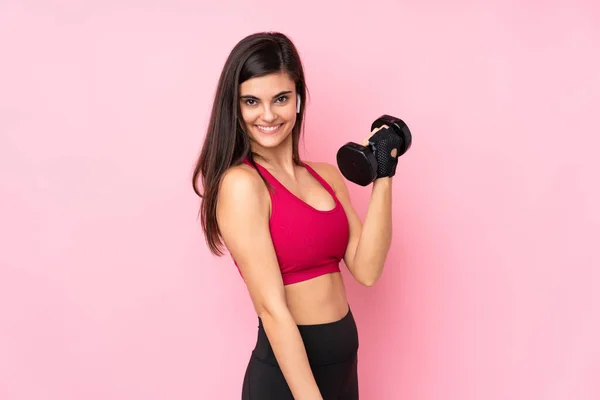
[370,124,389,135]
[362,123,390,146]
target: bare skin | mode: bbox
[233,113,390,325]
[235,159,351,325]
[216,71,395,399]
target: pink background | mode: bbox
[1,1,599,399]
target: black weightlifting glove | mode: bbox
[367,127,402,178]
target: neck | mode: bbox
[251,135,298,173]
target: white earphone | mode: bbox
[296,94,301,113]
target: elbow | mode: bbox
[359,277,378,287]
[354,264,384,287]
[356,271,381,287]
[257,302,297,333]
[350,256,385,287]
[256,296,290,321]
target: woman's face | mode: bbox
[238,71,298,150]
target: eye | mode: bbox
[244,99,257,106]
[275,95,288,103]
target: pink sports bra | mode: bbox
[233,157,350,285]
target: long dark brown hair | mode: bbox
[192,32,308,256]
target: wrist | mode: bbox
[373,176,392,187]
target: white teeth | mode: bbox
[257,124,281,132]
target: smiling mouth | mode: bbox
[256,124,283,134]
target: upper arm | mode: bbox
[216,166,287,317]
[308,161,363,272]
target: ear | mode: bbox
[296,94,301,113]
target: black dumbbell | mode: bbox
[336,115,412,186]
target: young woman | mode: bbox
[192,31,396,399]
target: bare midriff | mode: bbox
[284,271,349,325]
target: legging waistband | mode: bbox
[253,307,359,367]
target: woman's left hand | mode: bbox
[359,124,389,147]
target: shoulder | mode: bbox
[218,163,269,212]
[220,162,262,187]
[303,160,346,193]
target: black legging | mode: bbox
[241,307,359,399]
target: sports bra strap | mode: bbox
[242,157,337,198]
[301,162,337,198]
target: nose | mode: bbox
[261,104,277,123]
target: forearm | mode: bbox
[260,308,323,400]
[352,177,393,285]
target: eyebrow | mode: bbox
[239,90,293,100]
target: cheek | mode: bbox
[281,106,297,122]
[239,107,254,125]
[239,109,260,135]
[239,104,296,126]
